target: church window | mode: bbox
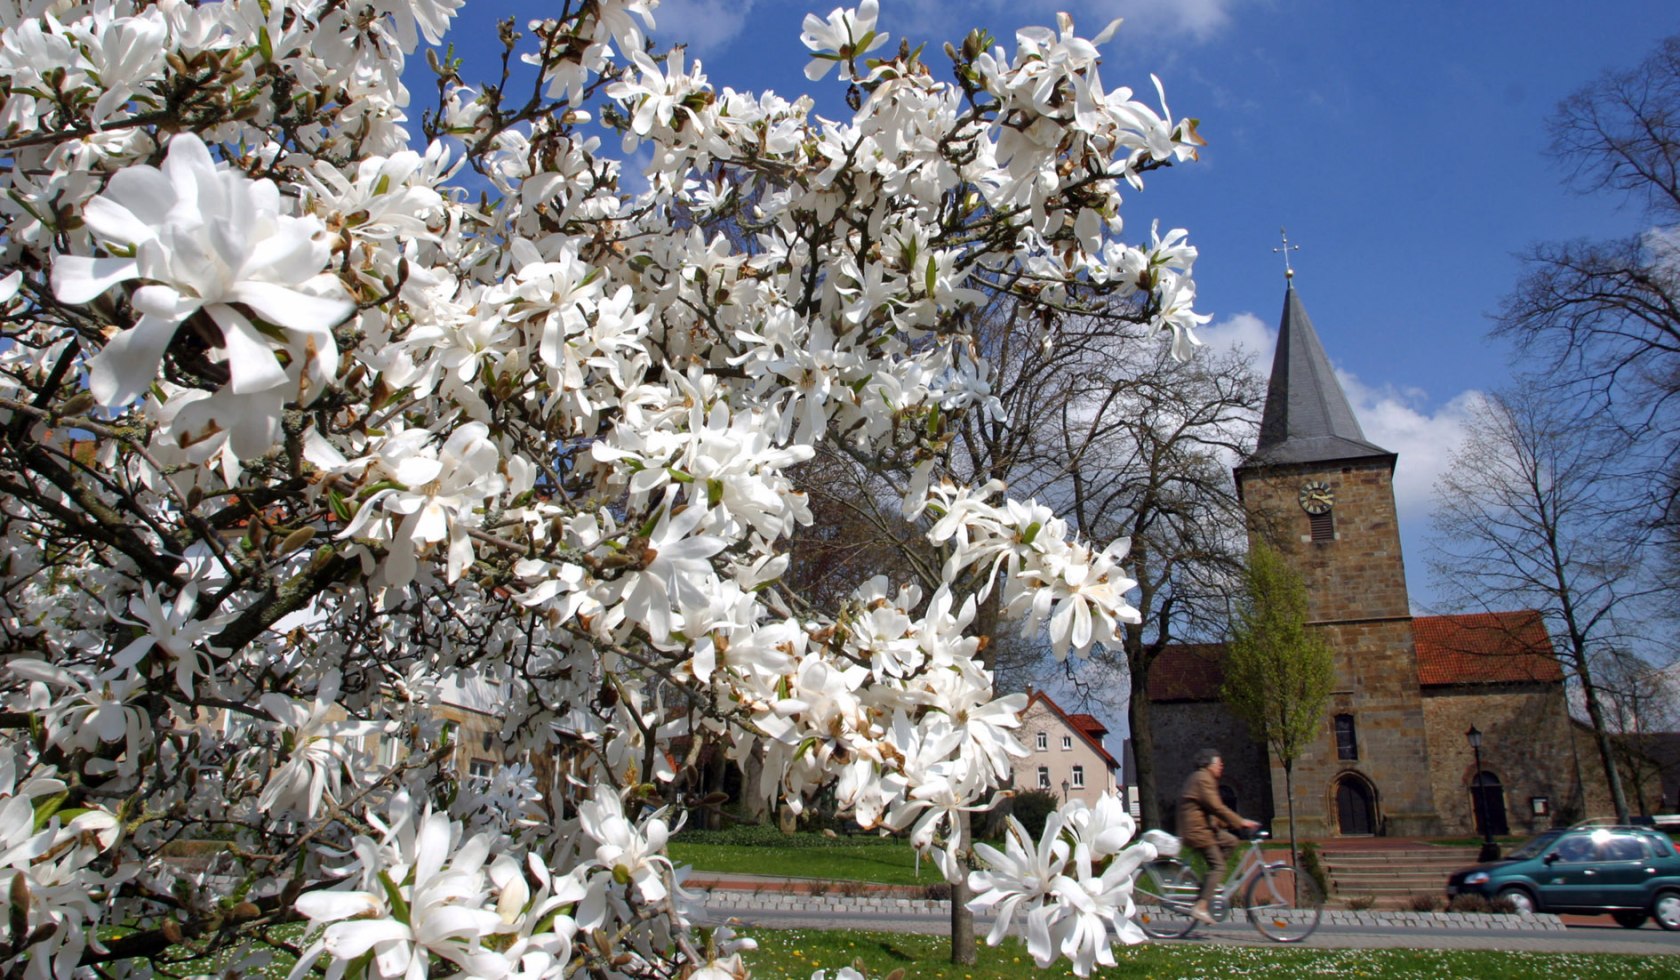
[1037,766,1050,789]
[1334,713,1358,760]
[1071,765,1085,788]
[1309,510,1334,542]
[1061,734,1073,750]
[1036,731,1047,751]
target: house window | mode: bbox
[1037,766,1050,789]
[1309,510,1334,542]
[468,759,495,790]
[1334,714,1358,760]
[1071,765,1085,789]
[1061,734,1072,751]
[1036,731,1048,751]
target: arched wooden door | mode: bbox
[1335,775,1377,836]
[1470,771,1509,836]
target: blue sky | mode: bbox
[441,0,1676,612]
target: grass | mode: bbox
[738,927,1680,979]
[671,831,931,886]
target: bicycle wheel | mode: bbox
[1134,859,1201,938]
[1244,864,1323,943]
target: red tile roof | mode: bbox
[1068,714,1108,738]
[1414,611,1561,686]
[1147,611,1560,703]
[1022,690,1119,770]
[1147,643,1228,702]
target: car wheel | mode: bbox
[1497,886,1536,916]
[1654,891,1680,931]
[1611,910,1648,929]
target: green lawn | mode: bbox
[736,927,1679,979]
[670,831,933,886]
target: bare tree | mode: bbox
[1494,34,1680,559]
[924,300,1261,829]
[1594,648,1680,815]
[1046,337,1260,828]
[1428,387,1662,822]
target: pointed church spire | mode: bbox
[1246,284,1391,468]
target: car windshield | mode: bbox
[1505,831,1565,861]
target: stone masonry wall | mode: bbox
[1421,685,1582,836]
[1149,701,1273,833]
[1240,458,1441,837]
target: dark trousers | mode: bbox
[1197,830,1239,905]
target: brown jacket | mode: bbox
[1177,767,1245,849]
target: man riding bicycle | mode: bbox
[1178,747,1261,925]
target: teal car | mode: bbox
[1445,825,1680,929]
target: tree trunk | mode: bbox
[949,810,976,965]
[741,746,770,824]
[951,585,1002,967]
[1127,674,1160,829]
[1283,762,1298,872]
[1581,680,1632,822]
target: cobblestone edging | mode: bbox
[698,890,1567,932]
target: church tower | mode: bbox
[1233,282,1443,837]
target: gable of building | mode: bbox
[1020,690,1120,770]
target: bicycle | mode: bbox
[1133,830,1324,942]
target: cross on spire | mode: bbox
[1273,227,1301,281]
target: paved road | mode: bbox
[695,891,1680,956]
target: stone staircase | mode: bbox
[1315,841,1484,908]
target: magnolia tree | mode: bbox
[0,0,1205,976]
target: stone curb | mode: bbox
[697,890,1567,932]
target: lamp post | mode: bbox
[1466,725,1500,861]
[1061,779,1069,803]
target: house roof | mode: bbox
[1023,690,1119,770]
[1146,643,1228,703]
[1413,611,1562,686]
[1068,713,1108,738]
[1241,285,1393,470]
[1148,611,1560,704]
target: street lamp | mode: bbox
[1061,779,1069,803]
[1465,725,1500,861]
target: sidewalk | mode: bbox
[685,871,1568,933]
[687,872,1680,955]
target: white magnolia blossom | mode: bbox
[0,0,1209,976]
[968,794,1173,977]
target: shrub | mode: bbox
[923,882,954,902]
[1009,790,1062,840]
[1489,894,1517,914]
[1345,894,1377,911]
[1298,841,1331,897]
[1408,893,1443,912]
[1449,893,1491,913]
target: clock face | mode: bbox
[1299,480,1334,515]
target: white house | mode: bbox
[1015,690,1120,807]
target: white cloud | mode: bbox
[1336,371,1487,536]
[647,0,758,56]
[876,0,1245,48]
[1195,310,1271,368]
[1195,308,1490,611]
